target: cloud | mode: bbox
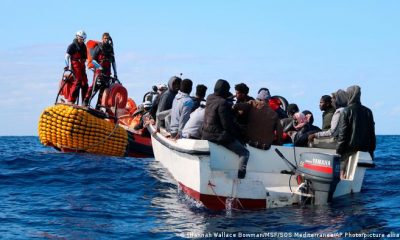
[0,96,33,108]
[117,51,206,64]
[389,106,400,116]
[372,101,384,109]
[292,90,306,98]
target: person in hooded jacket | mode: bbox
[308,89,348,142]
[336,85,376,178]
[150,83,168,119]
[64,30,88,104]
[169,79,194,138]
[202,79,249,179]
[155,76,182,131]
[84,32,118,108]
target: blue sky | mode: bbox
[0,0,399,135]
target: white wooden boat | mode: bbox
[148,125,374,210]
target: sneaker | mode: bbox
[238,169,246,179]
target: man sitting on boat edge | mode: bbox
[336,85,376,179]
[169,79,194,139]
[202,79,249,179]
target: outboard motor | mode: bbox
[296,152,340,205]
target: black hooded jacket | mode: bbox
[337,86,376,158]
[156,76,181,113]
[202,79,239,144]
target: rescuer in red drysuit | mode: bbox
[84,32,118,108]
[64,30,88,104]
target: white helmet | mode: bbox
[76,30,87,40]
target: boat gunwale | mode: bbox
[148,125,210,155]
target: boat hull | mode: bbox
[149,125,374,210]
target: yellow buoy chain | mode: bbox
[38,104,128,156]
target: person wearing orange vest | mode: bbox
[64,30,88,104]
[84,32,117,108]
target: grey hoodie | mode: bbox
[335,89,348,108]
[316,89,348,138]
[169,91,194,135]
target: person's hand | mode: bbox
[115,79,121,84]
[308,133,316,143]
[143,117,151,127]
[172,133,180,141]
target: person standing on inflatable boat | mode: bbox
[64,30,89,104]
[84,32,118,108]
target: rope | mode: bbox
[207,178,245,211]
[207,180,229,208]
[292,144,298,167]
[230,178,245,209]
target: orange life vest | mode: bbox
[86,40,99,69]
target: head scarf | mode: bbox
[293,112,308,130]
[257,89,271,101]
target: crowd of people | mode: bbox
[142,76,376,178]
[59,30,376,180]
[143,76,375,180]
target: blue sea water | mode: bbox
[0,136,399,239]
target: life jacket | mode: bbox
[117,98,141,128]
[126,98,137,115]
[86,40,99,69]
[269,97,282,111]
